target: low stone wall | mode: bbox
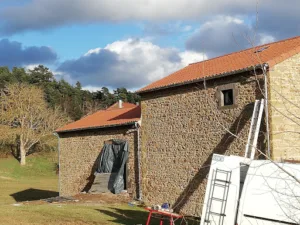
[58,126,138,197]
[140,72,265,216]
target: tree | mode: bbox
[101,87,116,108]
[0,66,15,89]
[0,83,68,165]
[0,65,141,122]
[11,67,29,83]
[28,65,54,84]
[75,81,82,89]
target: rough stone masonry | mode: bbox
[58,126,138,198]
[139,72,266,216]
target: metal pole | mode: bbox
[135,122,142,200]
[53,132,61,195]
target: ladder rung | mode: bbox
[215,179,231,184]
[210,212,226,217]
[215,169,231,174]
[211,197,225,202]
[214,183,229,188]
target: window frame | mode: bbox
[216,83,238,109]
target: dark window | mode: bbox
[217,83,237,109]
[222,89,233,106]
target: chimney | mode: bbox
[136,102,139,106]
[118,99,123,108]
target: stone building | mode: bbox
[56,101,141,198]
[136,36,300,216]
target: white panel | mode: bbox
[200,154,248,225]
[237,160,300,225]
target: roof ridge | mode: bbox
[189,35,300,66]
[107,102,138,111]
[106,106,137,111]
[79,103,137,119]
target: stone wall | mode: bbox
[58,126,139,197]
[140,72,265,216]
[269,53,300,161]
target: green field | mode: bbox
[0,154,193,225]
[0,154,58,205]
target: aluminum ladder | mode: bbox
[204,169,232,225]
[244,99,265,159]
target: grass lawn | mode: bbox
[0,154,58,205]
[0,154,193,225]
[0,203,151,225]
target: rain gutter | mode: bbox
[134,121,142,200]
[56,121,137,134]
[53,132,61,196]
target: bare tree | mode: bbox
[0,83,68,165]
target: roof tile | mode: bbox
[137,36,300,93]
[56,102,141,133]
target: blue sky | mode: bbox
[0,0,299,90]
[9,23,144,61]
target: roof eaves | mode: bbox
[137,64,261,94]
[56,121,137,134]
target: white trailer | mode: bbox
[200,154,300,225]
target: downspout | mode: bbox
[53,132,61,196]
[263,63,271,158]
[134,121,142,201]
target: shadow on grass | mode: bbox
[10,188,58,202]
[96,207,196,225]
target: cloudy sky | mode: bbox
[0,0,299,91]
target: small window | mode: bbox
[217,83,238,109]
[222,89,234,106]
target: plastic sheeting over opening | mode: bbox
[90,139,129,194]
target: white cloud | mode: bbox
[179,51,207,66]
[24,64,40,71]
[258,34,275,45]
[186,16,250,56]
[82,85,103,92]
[84,48,101,56]
[185,16,279,57]
[57,39,207,90]
[52,70,77,85]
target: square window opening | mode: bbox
[221,89,234,106]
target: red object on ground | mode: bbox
[145,207,183,225]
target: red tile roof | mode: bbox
[56,102,141,133]
[137,36,300,93]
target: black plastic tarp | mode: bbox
[96,139,129,194]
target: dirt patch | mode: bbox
[74,192,130,204]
